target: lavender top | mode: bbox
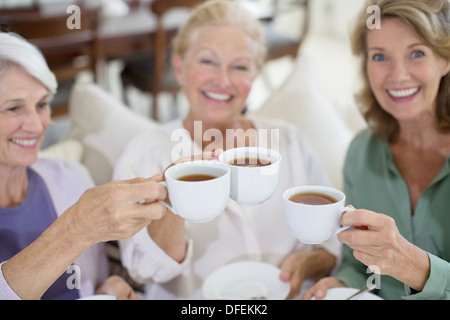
[0,167,80,299]
[0,158,108,300]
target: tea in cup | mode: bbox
[219,147,281,205]
[283,185,353,244]
[162,161,230,223]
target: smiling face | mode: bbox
[173,24,259,127]
[366,18,450,127]
[0,64,51,169]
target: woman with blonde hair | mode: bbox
[115,0,340,300]
[304,0,450,300]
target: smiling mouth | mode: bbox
[11,138,38,147]
[387,87,420,98]
[203,91,233,102]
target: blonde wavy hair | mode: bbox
[351,0,450,139]
[172,0,266,71]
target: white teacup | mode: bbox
[283,185,353,244]
[162,161,230,223]
[219,147,281,205]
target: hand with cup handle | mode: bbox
[302,208,430,300]
[1,174,168,300]
[147,150,224,263]
[145,150,224,212]
[338,208,430,292]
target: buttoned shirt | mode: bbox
[335,129,450,300]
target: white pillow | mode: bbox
[254,53,354,190]
[39,139,84,162]
[65,77,159,185]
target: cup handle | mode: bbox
[333,206,354,236]
[138,181,176,213]
[158,199,175,212]
[157,181,176,213]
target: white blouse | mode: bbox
[114,115,342,300]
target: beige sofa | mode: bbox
[39,53,366,190]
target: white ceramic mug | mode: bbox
[219,147,281,205]
[161,161,230,223]
[283,185,353,244]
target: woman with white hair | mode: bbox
[0,32,170,300]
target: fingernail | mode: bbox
[279,272,290,282]
[316,290,325,299]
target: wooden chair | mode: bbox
[120,0,206,121]
[263,0,310,61]
[0,4,102,116]
[124,0,141,9]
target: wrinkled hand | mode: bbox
[279,252,309,299]
[338,209,429,291]
[66,173,168,247]
[279,249,337,300]
[95,275,139,300]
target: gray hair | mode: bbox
[0,32,57,95]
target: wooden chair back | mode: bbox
[149,0,205,119]
[0,4,102,84]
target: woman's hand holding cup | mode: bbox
[67,174,169,246]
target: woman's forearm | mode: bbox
[2,212,89,300]
[147,211,187,263]
[393,240,430,292]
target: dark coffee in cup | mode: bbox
[178,174,216,182]
[228,157,271,167]
[289,192,337,205]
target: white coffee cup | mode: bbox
[283,185,353,244]
[161,161,230,223]
[219,147,281,205]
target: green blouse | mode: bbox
[335,129,450,300]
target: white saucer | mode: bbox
[202,261,290,300]
[319,288,382,300]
